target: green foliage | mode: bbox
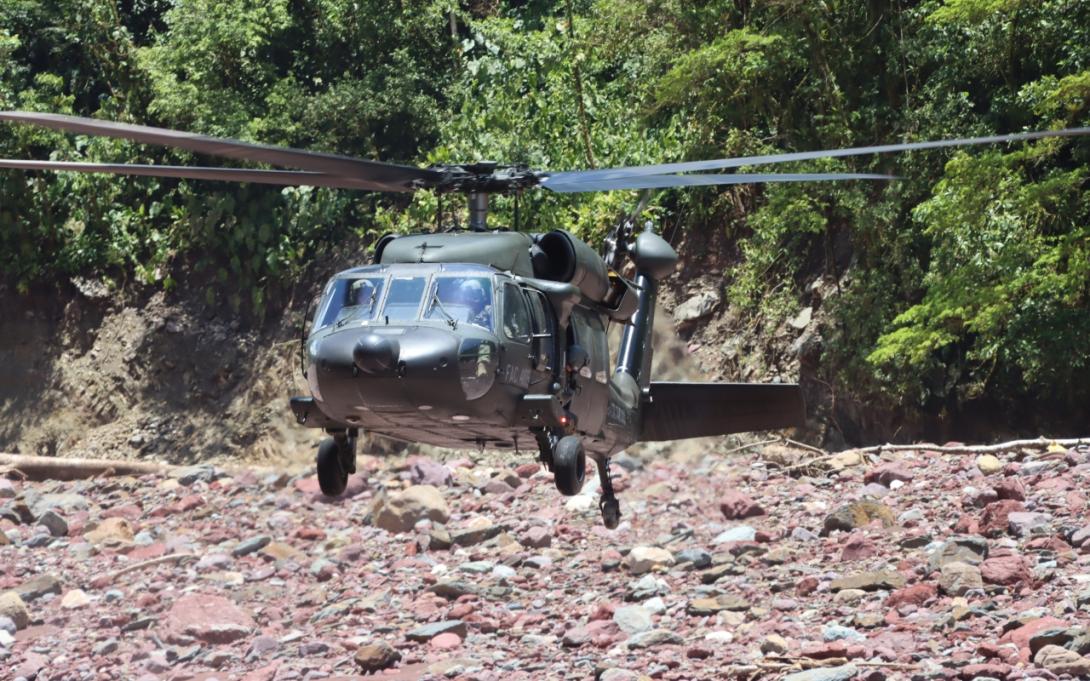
[1,0,1089,424]
[868,150,1089,403]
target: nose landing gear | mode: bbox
[316,428,357,497]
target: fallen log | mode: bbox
[844,436,1090,456]
[0,454,174,481]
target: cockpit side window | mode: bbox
[317,276,385,329]
[502,283,532,342]
[427,276,494,330]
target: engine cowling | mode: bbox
[530,229,610,302]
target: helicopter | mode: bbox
[2,111,1089,528]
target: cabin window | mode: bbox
[383,276,427,321]
[426,276,494,330]
[502,283,531,342]
[317,276,385,328]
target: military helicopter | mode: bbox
[2,112,1088,528]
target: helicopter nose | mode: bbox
[353,333,400,375]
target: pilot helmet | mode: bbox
[347,279,375,307]
[457,279,486,311]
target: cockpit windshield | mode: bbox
[313,271,496,332]
[384,276,428,321]
[426,276,494,331]
[318,276,385,328]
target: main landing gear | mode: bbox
[316,428,357,497]
[533,428,621,529]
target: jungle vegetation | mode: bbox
[1,0,1088,433]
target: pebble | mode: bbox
[939,561,984,596]
[822,501,895,534]
[406,620,467,642]
[37,509,68,537]
[372,485,450,533]
[976,454,1003,475]
[0,592,29,630]
[719,490,765,519]
[676,548,712,569]
[60,589,91,609]
[5,436,1090,679]
[782,664,859,681]
[232,535,271,557]
[627,628,684,649]
[613,605,653,634]
[713,525,756,543]
[1034,644,1090,676]
[622,546,675,574]
[355,640,401,673]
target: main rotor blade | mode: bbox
[0,111,441,192]
[541,171,897,193]
[545,126,1090,184]
[0,159,387,189]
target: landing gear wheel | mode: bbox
[316,438,348,497]
[600,498,621,529]
[553,436,586,496]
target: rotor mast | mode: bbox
[468,192,489,231]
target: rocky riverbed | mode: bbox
[3,440,1090,680]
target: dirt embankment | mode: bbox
[0,280,315,466]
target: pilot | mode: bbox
[456,279,491,329]
[349,279,375,307]
[455,279,493,381]
[337,278,375,322]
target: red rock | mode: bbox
[161,593,256,645]
[515,463,540,478]
[127,542,166,562]
[429,632,461,650]
[886,583,937,608]
[589,602,616,621]
[294,477,321,495]
[448,603,474,619]
[979,500,1026,537]
[998,617,1068,663]
[1065,491,1087,512]
[719,490,765,519]
[840,532,878,561]
[800,640,865,660]
[174,494,204,512]
[864,463,914,486]
[980,554,1031,586]
[977,641,1021,664]
[520,526,551,548]
[796,576,819,596]
[686,646,712,659]
[295,527,326,541]
[952,514,978,534]
[102,503,143,521]
[992,478,1025,501]
[754,530,775,543]
[136,593,159,608]
[241,662,280,681]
